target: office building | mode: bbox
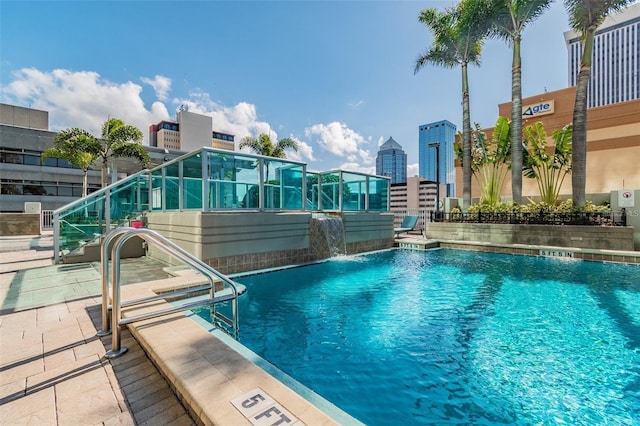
[0,104,103,212]
[376,137,407,184]
[418,120,456,197]
[565,2,640,108]
[389,176,445,211]
[149,108,235,152]
[0,103,185,212]
[454,87,640,201]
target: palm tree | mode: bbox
[415,0,489,210]
[239,133,299,159]
[564,0,632,207]
[42,128,99,197]
[98,118,150,187]
[487,0,553,205]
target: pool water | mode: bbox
[195,249,640,425]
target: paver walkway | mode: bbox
[0,234,195,425]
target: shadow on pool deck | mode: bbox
[0,235,195,425]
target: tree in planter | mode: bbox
[523,122,572,206]
[98,118,150,187]
[42,128,99,197]
[485,0,553,205]
[239,133,299,207]
[415,0,490,210]
[563,0,633,207]
[454,116,511,206]
[239,133,299,159]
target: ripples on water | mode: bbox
[195,249,640,425]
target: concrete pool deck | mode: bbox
[0,234,345,425]
[0,233,195,425]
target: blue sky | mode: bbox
[1,0,572,175]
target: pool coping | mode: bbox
[117,274,360,426]
[397,238,640,265]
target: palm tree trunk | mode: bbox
[82,169,88,197]
[511,35,523,204]
[102,158,109,188]
[461,62,472,210]
[571,27,595,208]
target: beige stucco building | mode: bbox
[149,109,235,152]
[455,86,640,202]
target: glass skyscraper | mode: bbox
[376,137,407,184]
[418,120,456,197]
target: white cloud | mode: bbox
[1,68,170,140]
[304,121,373,166]
[338,162,376,175]
[348,100,364,109]
[0,67,331,167]
[1,68,294,152]
[173,90,273,143]
[408,163,420,178]
[141,75,171,101]
[285,136,315,163]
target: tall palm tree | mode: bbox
[487,0,553,205]
[42,128,99,197]
[564,0,632,207]
[239,133,299,159]
[415,0,489,210]
[98,118,150,187]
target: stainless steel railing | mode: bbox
[98,227,243,358]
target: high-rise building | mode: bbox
[564,2,640,108]
[418,120,456,197]
[149,109,235,152]
[376,137,407,184]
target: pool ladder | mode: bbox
[97,227,245,358]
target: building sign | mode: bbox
[618,190,635,207]
[522,100,555,118]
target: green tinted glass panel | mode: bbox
[208,152,260,209]
[368,176,389,211]
[280,165,304,209]
[182,153,203,209]
[320,172,340,210]
[151,170,163,210]
[306,172,319,210]
[165,162,179,210]
[342,172,367,211]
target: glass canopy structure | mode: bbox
[54,147,390,260]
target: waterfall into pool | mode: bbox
[310,215,346,257]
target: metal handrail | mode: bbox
[99,227,241,358]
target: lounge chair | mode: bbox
[394,215,418,238]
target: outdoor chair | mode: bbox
[394,215,419,238]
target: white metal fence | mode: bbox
[41,210,54,230]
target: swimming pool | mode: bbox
[194,248,640,425]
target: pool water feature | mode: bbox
[193,249,640,425]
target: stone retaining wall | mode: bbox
[0,213,40,236]
[425,222,635,251]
